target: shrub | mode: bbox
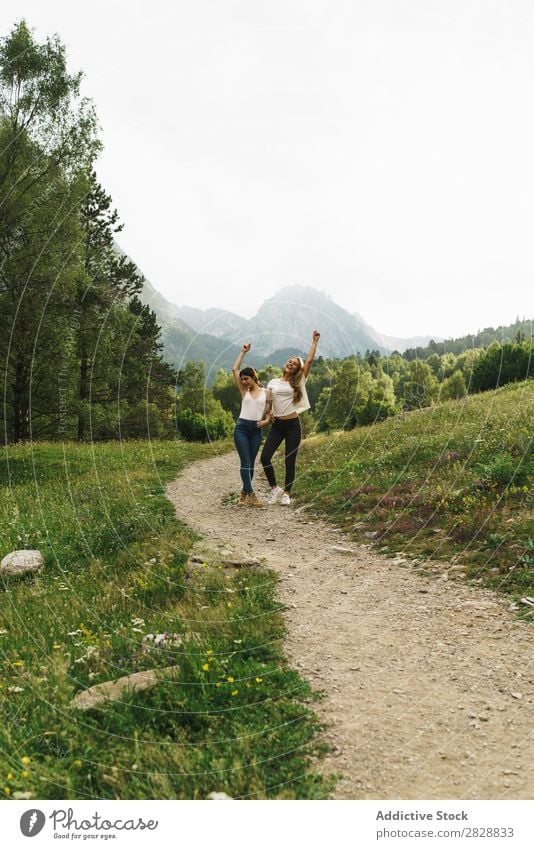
[479,453,530,489]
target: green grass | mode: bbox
[0,440,331,800]
[296,380,533,602]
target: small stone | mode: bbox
[328,545,356,555]
[71,666,179,710]
[0,549,44,578]
[364,532,378,539]
[206,792,233,800]
[510,692,523,700]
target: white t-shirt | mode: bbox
[239,388,268,421]
[267,376,310,417]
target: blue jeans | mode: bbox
[234,418,263,493]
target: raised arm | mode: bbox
[232,343,251,395]
[303,330,320,378]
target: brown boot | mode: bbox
[247,492,264,508]
[237,491,248,506]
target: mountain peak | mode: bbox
[265,284,333,304]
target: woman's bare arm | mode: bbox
[303,330,320,378]
[232,343,250,396]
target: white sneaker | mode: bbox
[267,486,284,504]
[280,492,291,506]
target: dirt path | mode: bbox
[166,452,533,799]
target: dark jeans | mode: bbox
[260,417,302,493]
[233,418,263,493]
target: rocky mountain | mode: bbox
[236,285,380,357]
[137,268,243,374]
[155,284,441,358]
[124,246,441,368]
[172,305,245,338]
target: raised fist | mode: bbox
[242,343,251,352]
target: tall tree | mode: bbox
[76,172,143,439]
[0,20,99,442]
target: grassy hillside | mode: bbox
[297,380,533,601]
[0,441,330,800]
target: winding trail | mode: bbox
[166,451,533,799]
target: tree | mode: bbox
[397,360,439,410]
[439,369,467,401]
[324,360,372,430]
[359,369,397,424]
[76,172,144,439]
[0,136,86,441]
[0,21,99,442]
[175,361,233,441]
[212,368,241,418]
[470,341,533,393]
[117,296,177,438]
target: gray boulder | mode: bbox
[71,666,179,711]
[0,549,44,578]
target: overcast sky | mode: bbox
[3,1,534,338]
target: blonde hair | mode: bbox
[284,357,304,404]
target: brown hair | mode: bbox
[239,366,260,385]
[284,358,304,404]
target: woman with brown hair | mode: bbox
[261,330,320,506]
[232,343,271,507]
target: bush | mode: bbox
[470,342,533,392]
[176,407,233,441]
[479,452,530,489]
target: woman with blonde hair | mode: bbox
[232,343,272,507]
[261,330,320,506]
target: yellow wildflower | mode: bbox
[3,786,10,795]
[21,770,29,779]
[52,644,61,650]
[231,690,239,696]
[227,676,234,683]
[13,661,24,667]
[73,759,82,767]
[21,757,31,766]
[202,663,210,671]
[255,677,263,684]
[6,773,13,780]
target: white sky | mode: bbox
[3,0,534,338]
